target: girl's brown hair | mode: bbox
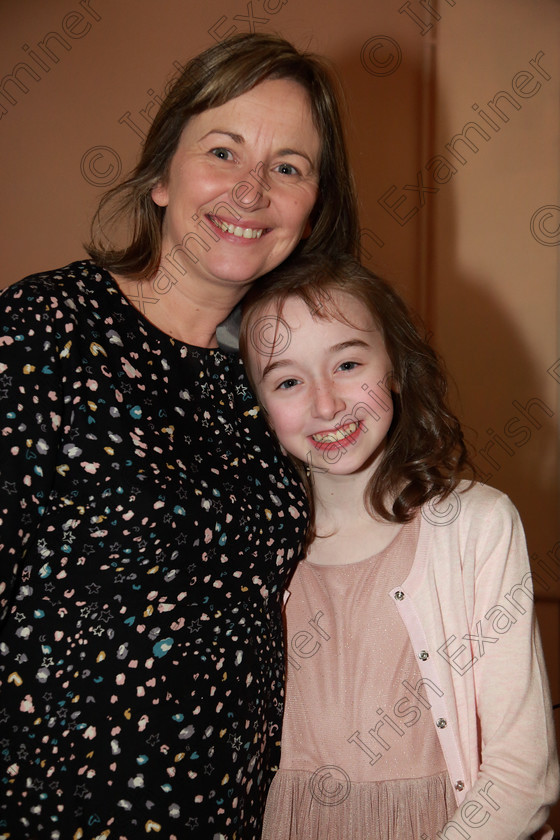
[239,254,474,526]
[86,33,359,279]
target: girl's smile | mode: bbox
[309,420,362,449]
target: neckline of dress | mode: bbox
[303,511,420,570]
[94,261,236,355]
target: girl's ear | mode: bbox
[383,370,400,394]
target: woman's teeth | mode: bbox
[210,216,264,239]
[312,422,358,443]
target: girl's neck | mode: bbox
[312,467,372,526]
[307,465,403,566]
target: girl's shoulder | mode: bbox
[455,478,514,511]
[421,479,524,548]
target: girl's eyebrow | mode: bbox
[330,338,371,353]
[261,357,293,380]
[260,338,372,380]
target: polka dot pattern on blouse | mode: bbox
[0,261,308,839]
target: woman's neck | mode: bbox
[114,273,246,347]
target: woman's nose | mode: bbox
[310,382,345,421]
[231,165,271,211]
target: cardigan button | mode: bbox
[418,650,429,661]
[455,780,465,791]
[436,718,447,729]
[394,590,405,601]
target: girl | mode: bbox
[239,254,559,840]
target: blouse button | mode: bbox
[394,591,405,601]
[436,718,447,729]
[418,650,429,661]
[455,780,465,791]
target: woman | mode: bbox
[0,34,359,839]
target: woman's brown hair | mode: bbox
[86,33,359,279]
[239,254,475,527]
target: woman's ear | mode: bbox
[301,219,312,240]
[151,180,169,208]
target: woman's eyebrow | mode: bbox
[199,129,244,144]
[275,147,316,167]
[200,130,316,167]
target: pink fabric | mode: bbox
[263,769,456,840]
[280,516,447,782]
[262,518,458,838]
[269,481,559,840]
[385,481,559,839]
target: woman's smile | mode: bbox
[207,213,268,240]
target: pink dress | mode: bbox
[262,516,456,839]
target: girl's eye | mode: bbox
[277,378,300,390]
[210,148,233,161]
[275,162,299,176]
[338,361,359,372]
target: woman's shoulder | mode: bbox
[1,260,117,323]
[3,259,107,299]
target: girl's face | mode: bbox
[247,293,394,476]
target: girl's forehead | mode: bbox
[270,291,376,331]
[246,293,380,370]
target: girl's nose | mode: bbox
[310,382,345,421]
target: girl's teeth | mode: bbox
[313,422,358,443]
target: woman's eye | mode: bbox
[275,162,299,176]
[338,361,359,372]
[210,148,233,161]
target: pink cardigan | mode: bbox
[390,481,559,839]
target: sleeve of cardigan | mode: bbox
[440,491,560,840]
[0,280,65,622]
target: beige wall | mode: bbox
[1,0,559,823]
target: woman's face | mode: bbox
[152,78,321,295]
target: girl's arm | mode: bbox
[443,492,559,840]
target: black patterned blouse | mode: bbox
[0,261,308,840]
